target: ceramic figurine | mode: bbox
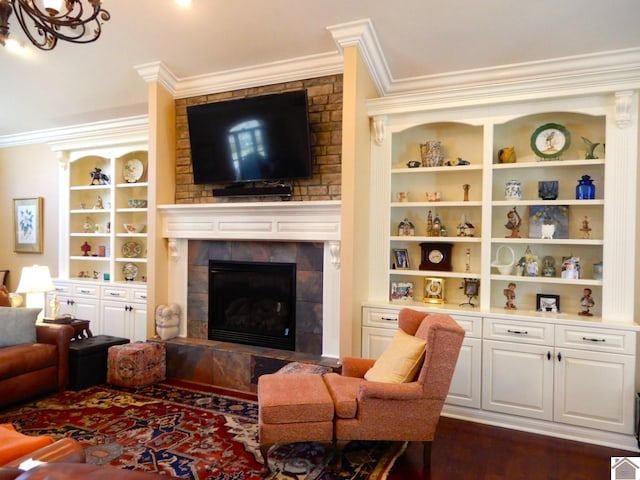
[504,282,517,309]
[89,167,110,185]
[498,147,516,163]
[580,216,592,239]
[579,288,595,316]
[505,207,521,238]
[94,195,104,209]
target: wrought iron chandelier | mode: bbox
[0,0,110,50]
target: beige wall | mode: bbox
[0,144,60,291]
[340,46,379,356]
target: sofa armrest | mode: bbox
[4,439,85,468]
[341,357,375,378]
[36,324,73,391]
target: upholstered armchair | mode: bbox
[323,309,465,467]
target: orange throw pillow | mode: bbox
[0,424,54,465]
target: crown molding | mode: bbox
[327,18,390,96]
[171,52,343,99]
[366,47,640,116]
[135,61,179,95]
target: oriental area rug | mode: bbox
[0,382,406,480]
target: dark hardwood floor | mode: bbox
[388,416,638,479]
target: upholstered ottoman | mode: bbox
[107,342,166,388]
[258,373,334,474]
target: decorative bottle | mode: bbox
[576,175,595,200]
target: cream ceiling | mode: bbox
[1,0,639,141]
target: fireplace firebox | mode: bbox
[208,260,296,351]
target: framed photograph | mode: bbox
[536,294,560,313]
[13,197,43,253]
[392,248,410,269]
[391,282,414,302]
[463,278,480,297]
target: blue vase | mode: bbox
[576,175,595,200]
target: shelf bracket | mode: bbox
[168,238,179,261]
[372,115,387,146]
[329,240,341,269]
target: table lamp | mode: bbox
[16,265,55,318]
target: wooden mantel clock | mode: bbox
[419,242,453,271]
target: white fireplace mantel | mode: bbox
[157,200,342,358]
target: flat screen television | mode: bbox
[187,90,312,186]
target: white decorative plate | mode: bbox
[121,241,142,258]
[122,262,139,281]
[123,158,144,183]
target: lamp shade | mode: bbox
[16,265,54,294]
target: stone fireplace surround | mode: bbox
[158,200,341,359]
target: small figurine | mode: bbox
[580,216,592,239]
[504,282,517,309]
[94,195,104,209]
[524,245,539,277]
[89,167,110,185]
[83,216,94,233]
[49,295,60,318]
[579,288,595,316]
[463,183,470,202]
[81,241,92,257]
[505,207,521,238]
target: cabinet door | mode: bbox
[482,340,553,420]
[554,348,635,434]
[131,304,147,342]
[53,295,101,332]
[447,337,481,408]
[362,326,395,359]
[100,300,130,339]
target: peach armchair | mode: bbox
[323,309,465,467]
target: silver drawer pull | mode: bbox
[109,292,122,296]
[78,289,91,294]
[507,329,528,335]
[139,294,147,300]
[55,287,64,291]
[582,336,606,342]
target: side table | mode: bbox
[43,317,92,341]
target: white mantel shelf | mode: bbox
[158,201,341,241]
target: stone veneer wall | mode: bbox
[187,240,324,355]
[174,75,343,203]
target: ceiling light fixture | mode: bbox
[0,0,110,51]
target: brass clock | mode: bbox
[419,242,453,271]
[424,277,445,304]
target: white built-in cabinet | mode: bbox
[363,86,640,450]
[48,142,149,342]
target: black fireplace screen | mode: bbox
[208,260,296,351]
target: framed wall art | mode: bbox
[13,197,43,253]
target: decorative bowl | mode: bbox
[123,223,146,234]
[127,199,148,208]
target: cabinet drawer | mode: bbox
[102,286,130,300]
[131,289,147,302]
[52,283,72,295]
[555,325,636,355]
[73,284,99,297]
[483,317,554,345]
[363,308,399,329]
[451,314,482,339]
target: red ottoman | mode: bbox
[107,342,166,388]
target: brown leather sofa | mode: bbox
[0,323,74,409]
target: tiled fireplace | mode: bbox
[158,201,341,358]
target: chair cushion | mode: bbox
[364,328,426,383]
[0,308,40,348]
[0,424,54,465]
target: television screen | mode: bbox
[187,90,312,185]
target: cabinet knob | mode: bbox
[557,352,562,362]
[547,351,551,360]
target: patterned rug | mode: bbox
[0,382,406,480]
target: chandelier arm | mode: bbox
[7,0,110,50]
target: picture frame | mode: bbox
[392,248,410,269]
[390,282,414,302]
[536,293,560,313]
[13,197,43,253]
[529,205,569,239]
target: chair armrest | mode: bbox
[4,439,85,468]
[341,357,375,378]
[36,324,73,391]
[358,380,424,401]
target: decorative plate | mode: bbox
[530,123,571,159]
[122,262,138,281]
[121,241,142,258]
[123,158,144,183]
